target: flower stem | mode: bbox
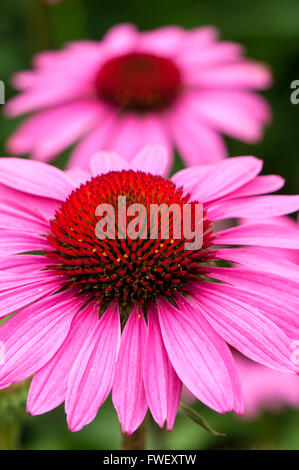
[122,417,147,450]
[26,0,52,52]
[0,422,19,450]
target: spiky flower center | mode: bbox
[95,52,182,111]
[46,171,214,313]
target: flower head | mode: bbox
[0,145,298,434]
[5,24,271,170]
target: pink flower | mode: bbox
[0,145,298,434]
[5,24,271,170]
[184,216,299,417]
[234,216,299,417]
[234,352,299,418]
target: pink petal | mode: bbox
[7,102,102,162]
[90,151,129,176]
[6,103,98,159]
[0,273,60,320]
[0,158,74,201]
[131,144,169,176]
[112,307,148,434]
[102,24,138,56]
[208,267,299,310]
[179,42,243,70]
[138,26,186,56]
[65,168,90,187]
[188,61,272,89]
[0,290,82,387]
[143,305,182,430]
[5,82,89,118]
[66,303,120,432]
[166,109,227,166]
[157,297,243,414]
[106,114,172,167]
[221,175,285,200]
[27,302,99,415]
[172,156,262,202]
[182,91,271,143]
[217,247,299,282]
[0,200,49,232]
[0,254,49,274]
[68,112,117,169]
[0,231,49,256]
[0,183,59,219]
[200,282,299,339]
[193,282,297,373]
[208,195,299,220]
[216,223,299,249]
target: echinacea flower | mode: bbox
[0,145,299,434]
[5,24,271,170]
[183,216,299,417]
[234,352,299,418]
[234,216,299,417]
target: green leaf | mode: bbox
[179,403,226,437]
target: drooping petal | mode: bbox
[68,112,117,169]
[220,175,285,200]
[197,282,299,338]
[6,102,101,162]
[66,303,120,432]
[217,247,299,282]
[0,231,49,256]
[171,156,262,202]
[27,302,99,415]
[112,307,148,434]
[208,195,299,220]
[143,305,182,429]
[207,267,299,309]
[178,42,244,72]
[157,297,243,414]
[0,158,74,200]
[192,282,298,373]
[167,109,227,166]
[0,183,59,219]
[0,290,82,387]
[0,254,49,274]
[182,91,270,143]
[0,200,49,232]
[106,114,172,167]
[215,223,299,249]
[0,273,60,320]
[188,61,272,89]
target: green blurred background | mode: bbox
[0,0,299,450]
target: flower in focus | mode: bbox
[5,24,271,170]
[0,145,298,434]
[184,216,299,417]
[236,216,299,417]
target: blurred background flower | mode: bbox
[0,0,299,451]
[4,23,271,170]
